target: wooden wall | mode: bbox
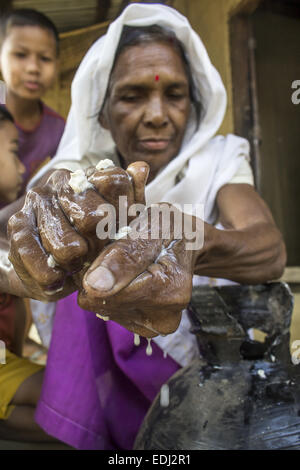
[43,22,109,119]
[251,8,300,266]
[171,0,260,135]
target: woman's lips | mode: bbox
[138,139,170,151]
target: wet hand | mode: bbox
[7,161,149,301]
[79,204,199,337]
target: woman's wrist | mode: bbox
[192,221,219,274]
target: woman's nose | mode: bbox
[144,95,168,127]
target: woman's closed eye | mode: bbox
[119,90,145,103]
[166,86,188,101]
[121,94,141,102]
[167,92,186,100]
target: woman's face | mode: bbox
[100,41,191,181]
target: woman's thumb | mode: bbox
[83,236,162,297]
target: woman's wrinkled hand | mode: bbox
[79,204,199,337]
[7,161,149,301]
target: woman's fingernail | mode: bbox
[86,266,115,291]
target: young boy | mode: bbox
[0,10,64,443]
[0,8,65,369]
[0,8,65,199]
[0,106,57,443]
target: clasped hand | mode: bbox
[8,162,197,337]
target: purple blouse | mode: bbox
[15,102,65,195]
[0,102,65,209]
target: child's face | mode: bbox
[0,121,25,203]
[0,25,58,100]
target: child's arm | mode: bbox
[0,196,30,296]
[0,196,25,237]
[0,236,30,297]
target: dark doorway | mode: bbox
[231,0,300,267]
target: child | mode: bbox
[0,106,24,203]
[0,105,25,353]
[0,8,65,360]
[0,8,65,199]
[0,106,56,443]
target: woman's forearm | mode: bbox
[194,221,286,284]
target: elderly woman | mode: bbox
[2,4,285,449]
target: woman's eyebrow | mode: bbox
[167,81,189,89]
[114,84,146,93]
[114,80,189,92]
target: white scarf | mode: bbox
[28,4,251,364]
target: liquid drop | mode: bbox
[160,384,169,407]
[134,333,140,346]
[146,338,152,356]
[96,313,109,321]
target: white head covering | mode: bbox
[29,3,250,224]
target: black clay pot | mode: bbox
[134,282,300,450]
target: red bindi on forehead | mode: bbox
[155,75,160,81]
